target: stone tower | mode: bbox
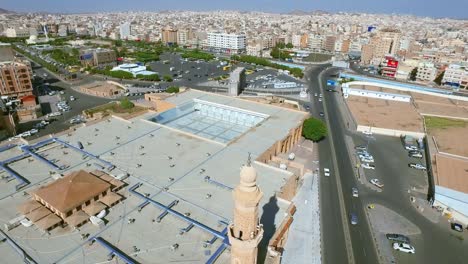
[228,154,264,264]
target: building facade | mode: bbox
[206,32,246,54]
[80,48,116,67]
[0,61,33,98]
[416,62,437,82]
[162,27,178,45]
[442,64,468,88]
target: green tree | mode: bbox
[120,98,134,109]
[108,70,134,79]
[410,67,418,81]
[434,71,445,85]
[286,43,294,49]
[166,86,180,93]
[302,118,327,142]
[163,75,173,82]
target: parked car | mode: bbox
[323,168,330,177]
[352,187,359,197]
[361,157,374,163]
[70,96,76,101]
[392,243,415,254]
[409,163,426,171]
[370,178,384,188]
[361,163,375,170]
[318,98,322,102]
[386,234,410,244]
[405,145,419,151]
[362,130,373,136]
[409,152,423,158]
[350,213,358,225]
[319,112,325,117]
[355,145,367,151]
[451,223,464,232]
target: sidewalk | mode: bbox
[281,172,321,264]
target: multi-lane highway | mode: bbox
[306,65,379,264]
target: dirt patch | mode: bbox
[428,126,468,157]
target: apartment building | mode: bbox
[161,27,178,45]
[0,61,33,98]
[362,28,402,65]
[246,43,263,57]
[442,64,468,88]
[5,27,30,38]
[206,32,246,54]
[308,34,324,51]
[176,29,193,46]
[323,36,336,52]
[416,62,437,82]
[119,22,131,40]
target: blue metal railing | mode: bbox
[91,237,139,264]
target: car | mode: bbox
[409,163,426,171]
[392,243,415,254]
[352,187,359,197]
[350,213,358,225]
[362,130,373,136]
[323,168,330,177]
[70,96,75,101]
[319,112,324,117]
[20,131,31,137]
[318,98,322,102]
[386,234,411,244]
[405,145,419,151]
[355,145,367,151]
[451,223,464,232]
[361,157,374,163]
[59,91,65,95]
[314,93,318,97]
[305,106,310,110]
[409,152,423,158]
[29,128,38,134]
[370,178,384,188]
[319,94,323,98]
[361,163,375,170]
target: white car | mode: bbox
[370,178,384,188]
[318,98,323,102]
[361,163,375,170]
[393,243,415,254]
[359,155,374,163]
[409,163,426,171]
[29,128,38,134]
[70,96,75,101]
[352,187,359,197]
[362,130,373,136]
[323,168,330,177]
[405,145,419,151]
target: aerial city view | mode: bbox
[0,0,467,263]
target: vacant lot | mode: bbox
[303,53,332,62]
[425,116,468,156]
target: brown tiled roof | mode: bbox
[100,192,122,206]
[18,200,42,215]
[25,206,51,222]
[35,214,62,231]
[64,210,89,227]
[31,170,110,214]
[82,201,107,216]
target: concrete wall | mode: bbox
[343,87,411,102]
[356,125,425,138]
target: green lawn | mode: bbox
[424,116,467,130]
[303,53,332,62]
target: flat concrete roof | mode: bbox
[0,90,307,263]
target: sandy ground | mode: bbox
[429,126,468,157]
[435,154,468,193]
[347,96,424,132]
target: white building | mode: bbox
[206,32,246,54]
[246,43,262,57]
[291,34,302,48]
[308,35,324,51]
[416,62,437,82]
[442,64,468,87]
[5,27,30,38]
[111,64,155,77]
[119,22,131,40]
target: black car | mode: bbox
[386,234,410,244]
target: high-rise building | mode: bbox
[228,155,263,264]
[206,32,246,54]
[161,27,178,45]
[119,22,131,40]
[176,29,193,46]
[323,36,336,52]
[0,61,33,98]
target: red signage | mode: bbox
[386,59,399,68]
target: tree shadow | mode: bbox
[258,195,279,263]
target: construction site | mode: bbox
[0,90,310,264]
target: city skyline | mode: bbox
[2,0,468,19]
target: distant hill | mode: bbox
[0,8,15,14]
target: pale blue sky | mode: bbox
[2,0,467,19]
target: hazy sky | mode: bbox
[2,0,467,19]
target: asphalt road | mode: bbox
[306,65,379,264]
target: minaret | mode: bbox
[228,154,264,264]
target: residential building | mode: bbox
[5,27,30,38]
[442,64,468,88]
[416,62,438,82]
[206,32,246,54]
[161,27,178,45]
[0,61,33,98]
[323,36,336,52]
[246,43,262,57]
[119,22,131,40]
[308,34,324,51]
[176,29,193,46]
